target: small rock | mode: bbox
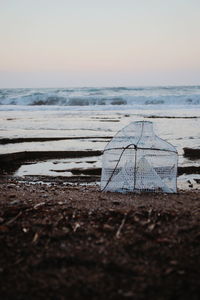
[58,201,64,205]
[62,227,70,234]
[148,223,155,231]
[10,200,20,205]
[7,184,15,188]
[133,216,140,223]
[103,224,113,231]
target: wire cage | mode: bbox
[101,121,178,193]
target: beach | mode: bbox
[0,180,199,299]
[0,86,200,189]
[1,0,200,297]
[0,86,200,299]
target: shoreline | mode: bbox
[0,148,200,190]
[1,92,200,298]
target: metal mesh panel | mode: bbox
[101,121,178,193]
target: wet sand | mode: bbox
[0,148,200,192]
[1,111,200,189]
[0,180,199,299]
[0,136,112,145]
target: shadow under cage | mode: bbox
[101,121,178,193]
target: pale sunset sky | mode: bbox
[0,0,200,87]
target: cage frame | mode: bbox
[101,121,178,193]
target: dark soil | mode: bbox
[0,180,199,300]
[183,148,200,159]
[0,136,111,145]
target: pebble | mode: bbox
[7,184,16,188]
[10,200,20,205]
[62,227,70,234]
[103,224,113,231]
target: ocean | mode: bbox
[0,86,200,189]
[1,86,200,107]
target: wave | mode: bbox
[0,95,200,106]
[0,87,200,106]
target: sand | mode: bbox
[0,180,199,299]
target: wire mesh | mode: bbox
[101,121,178,193]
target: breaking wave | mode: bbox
[0,86,200,107]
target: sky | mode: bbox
[0,0,200,87]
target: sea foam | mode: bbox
[0,86,200,108]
